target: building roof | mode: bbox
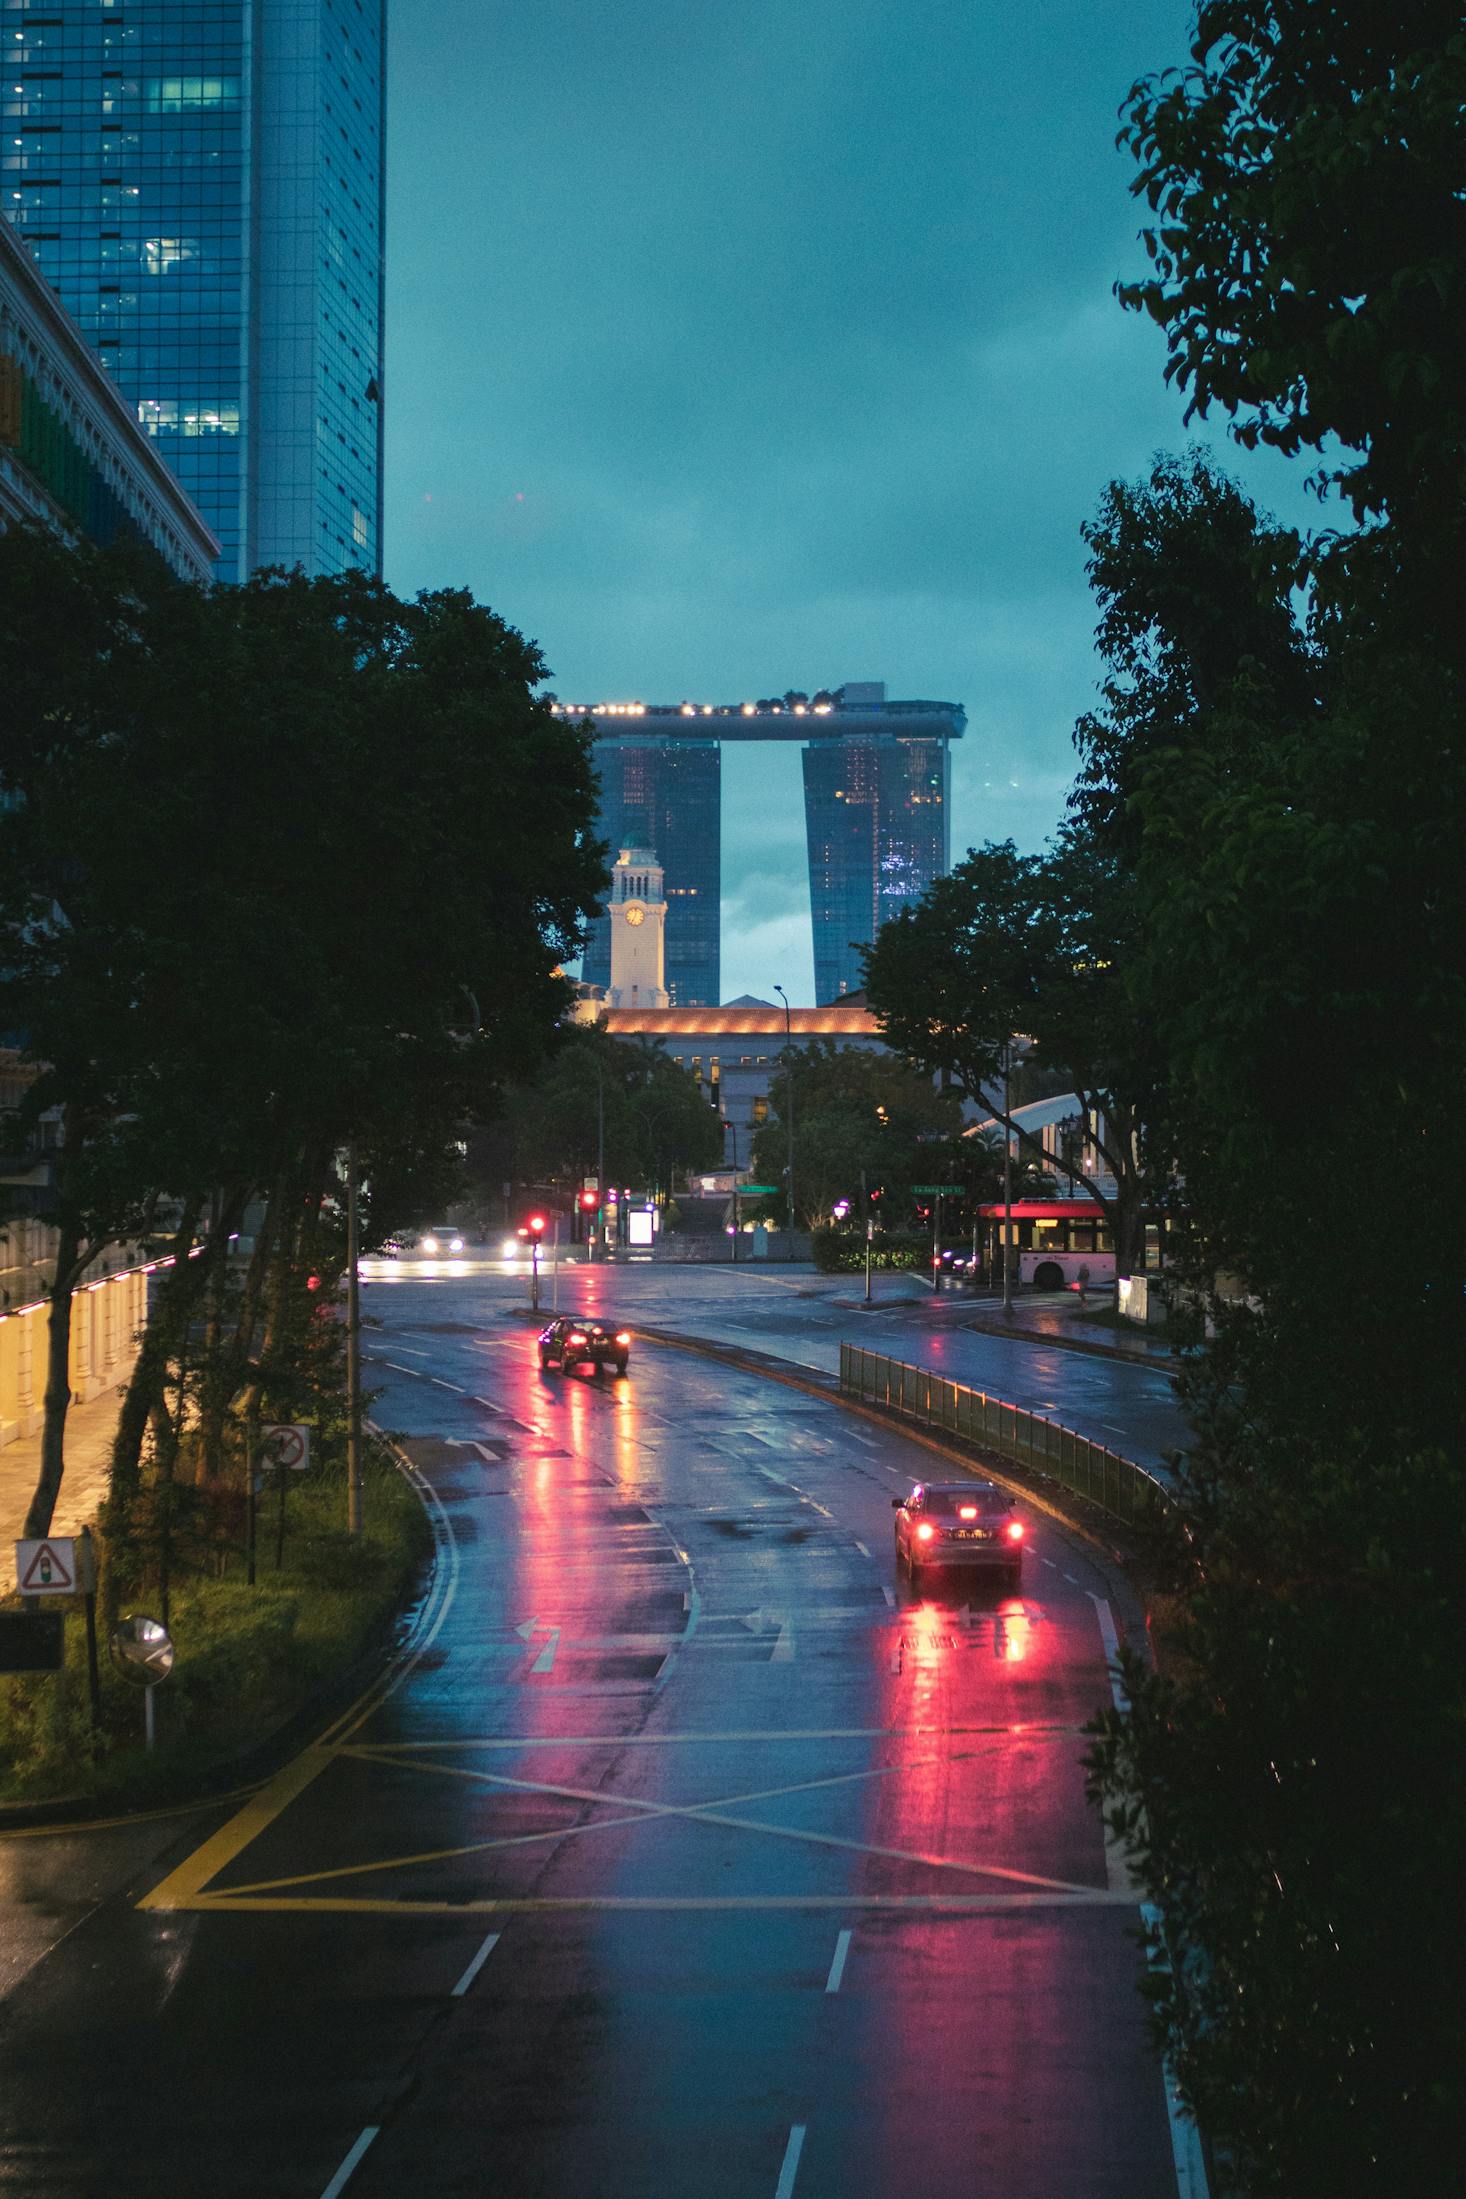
[603,1004,881,1038]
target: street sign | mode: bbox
[739,1184,778,1195]
[15,1535,95,1596]
[0,1612,64,1673]
[911,1183,963,1196]
[261,1422,311,1471]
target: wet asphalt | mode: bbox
[0,1263,1182,2196]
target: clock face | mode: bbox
[623,902,647,927]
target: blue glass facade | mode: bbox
[582,735,721,1007]
[803,728,951,1003]
[568,688,962,1006]
[2,0,383,581]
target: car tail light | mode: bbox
[1005,1519,1025,1542]
[615,1331,630,1344]
[958,1504,977,1520]
[568,1332,586,1347]
[916,1521,936,1543]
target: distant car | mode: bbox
[538,1315,630,1377]
[416,1227,465,1256]
[892,1480,1025,1590]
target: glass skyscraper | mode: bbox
[564,683,964,1006]
[3,0,384,581]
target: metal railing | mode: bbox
[839,1342,1168,1525]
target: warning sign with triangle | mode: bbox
[15,1537,82,1595]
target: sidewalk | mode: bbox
[958,1291,1177,1365]
[0,1385,122,1554]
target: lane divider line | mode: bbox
[450,1930,502,1997]
[775,2123,807,2199]
[319,2125,380,2199]
[824,1928,852,1994]
[853,1540,871,1558]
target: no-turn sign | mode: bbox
[261,1423,311,1472]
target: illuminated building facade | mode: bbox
[572,682,964,1006]
[2,0,384,581]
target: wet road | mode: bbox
[0,1284,1186,2197]
[376,1258,1190,1469]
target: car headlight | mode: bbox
[448,1236,464,1253]
[421,1234,439,1254]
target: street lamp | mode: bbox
[773,983,796,1261]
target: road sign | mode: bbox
[0,1612,64,1673]
[911,1183,963,1196]
[15,1535,94,1596]
[261,1423,311,1471]
[739,1184,778,1195]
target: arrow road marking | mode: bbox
[530,1626,561,1675]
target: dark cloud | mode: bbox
[385,0,1320,999]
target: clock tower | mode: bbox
[607,847,670,1009]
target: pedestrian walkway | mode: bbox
[959,1292,1176,1365]
[0,1385,122,1555]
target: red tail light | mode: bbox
[1005,1519,1025,1542]
[568,1332,586,1347]
[958,1504,977,1520]
[615,1331,630,1344]
[916,1521,936,1543]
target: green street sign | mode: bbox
[738,1184,778,1195]
[911,1183,963,1196]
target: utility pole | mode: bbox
[774,983,796,1260]
[346,1141,363,1533]
[1001,1041,1014,1318]
[727,1116,739,1262]
[594,1059,605,1265]
[861,1168,873,1305]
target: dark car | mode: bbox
[538,1315,631,1377]
[892,1479,1025,1590]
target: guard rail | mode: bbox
[839,1342,1168,1525]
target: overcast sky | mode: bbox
[384,0,1316,1003]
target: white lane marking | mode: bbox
[853,1540,871,1559]
[1088,1594,1130,1712]
[430,1376,462,1391]
[1088,1595,1140,1900]
[1142,1901,1213,2199]
[824,1929,852,1994]
[450,1930,501,1997]
[881,1584,896,1607]
[775,2123,807,2198]
[1042,1557,1057,1569]
[807,1500,834,1519]
[381,1360,419,1375]
[770,1622,794,1663]
[1063,1573,1079,1586]
[1103,1422,1128,1434]
[530,1626,561,1675]
[319,2127,380,2198]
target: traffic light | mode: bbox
[578,1189,600,1214]
[525,1213,547,1238]
[305,1272,323,1292]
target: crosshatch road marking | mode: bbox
[141,1731,1113,1914]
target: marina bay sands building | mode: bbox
[568,682,965,1005]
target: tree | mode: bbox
[492,1027,722,1201]
[748,1040,964,1229]
[1119,1,1466,547]
[861,837,1154,1276]
[0,528,607,1537]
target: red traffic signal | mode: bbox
[525,1213,547,1237]
[578,1189,600,1213]
[305,1273,323,1292]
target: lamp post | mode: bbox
[726,1115,740,1262]
[346,1141,362,1535]
[1001,1039,1014,1318]
[773,983,796,1261]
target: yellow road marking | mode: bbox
[138,1746,337,1910]
[184,1890,1132,1915]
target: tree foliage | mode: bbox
[748,1039,967,1229]
[861,837,1153,1273]
[0,526,605,1537]
[489,1026,723,1199]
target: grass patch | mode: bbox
[0,1439,431,1810]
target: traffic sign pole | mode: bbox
[80,1526,100,1741]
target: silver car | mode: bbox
[892,1480,1025,1590]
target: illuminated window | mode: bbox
[140,236,198,275]
[136,400,240,438]
[146,77,241,113]
[752,1096,770,1125]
